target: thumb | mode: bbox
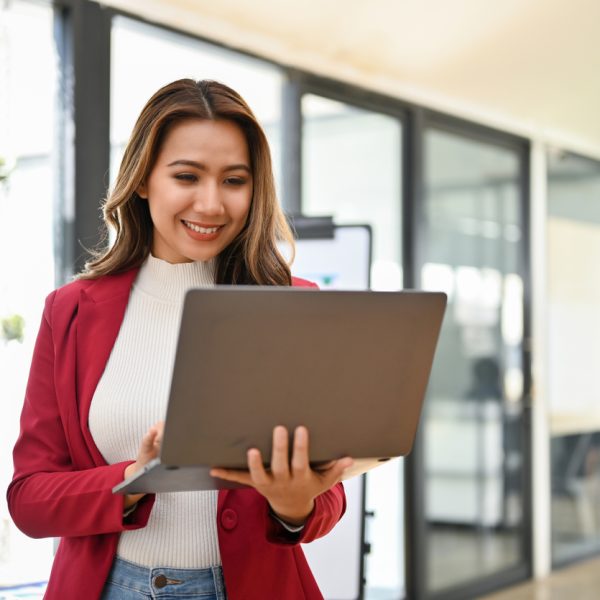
[141,426,159,451]
[324,457,354,487]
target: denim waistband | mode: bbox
[105,556,226,598]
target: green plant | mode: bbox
[0,156,14,183]
[1,314,25,343]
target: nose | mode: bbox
[192,180,225,216]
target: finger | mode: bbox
[137,428,160,463]
[270,426,290,478]
[140,427,158,451]
[320,457,354,487]
[247,448,271,486]
[291,426,310,475]
[210,468,253,486]
[154,420,165,444]
[149,426,162,450]
[312,460,335,473]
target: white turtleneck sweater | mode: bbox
[89,254,221,569]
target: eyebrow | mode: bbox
[166,159,251,173]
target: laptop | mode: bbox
[113,287,446,494]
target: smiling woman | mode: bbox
[84,78,293,285]
[7,79,351,600]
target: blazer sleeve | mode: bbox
[265,482,346,545]
[6,291,154,539]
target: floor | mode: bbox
[480,555,600,600]
[364,522,600,600]
[365,556,600,600]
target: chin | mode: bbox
[185,246,223,263]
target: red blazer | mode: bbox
[7,268,346,600]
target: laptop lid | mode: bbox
[158,288,446,470]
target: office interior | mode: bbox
[0,0,599,598]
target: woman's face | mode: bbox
[138,118,253,263]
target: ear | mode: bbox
[136,182,148,199]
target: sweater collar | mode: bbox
[134,254,215,302]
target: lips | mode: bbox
[180,219,226,243]
[181,220,224,234]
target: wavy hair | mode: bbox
[80,79,294,285]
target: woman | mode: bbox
[7,79,352,600]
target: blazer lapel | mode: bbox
[76,268,139,464]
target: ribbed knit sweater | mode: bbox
[88,254,221,568]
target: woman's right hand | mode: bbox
[123,421,164,509]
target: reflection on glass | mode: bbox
[422,129,525,592]
[548,151,600,564]
[551,434,600,562]
[111,17,283,191]
[0,0,56,589]
[302,95,404,598]
[302,95,403,292]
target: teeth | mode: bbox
[183,221,220,234]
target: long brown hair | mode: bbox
[80,79,294,285]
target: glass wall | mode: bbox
[111,16,283,193]
[302,93,404,598]
[0,0,57,590]
[302,94,403,291]
[421,129,528,593]
[547,151,600,564]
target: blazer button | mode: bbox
[221,508,238,530]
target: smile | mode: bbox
[182,220,223,234]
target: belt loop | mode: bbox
[212,565,226,599]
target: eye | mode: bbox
[224,176,248,186]
[174,173,197,182]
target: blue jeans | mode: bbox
[100,557,228,600]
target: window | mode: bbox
[302,93,405,598]
[302,94,403,291]
[0,0,58,590]
[547,151,600,564]
[111,17,283,193]
[421,128,528,592]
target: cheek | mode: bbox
[229,193,252,224]
[147,200,168,226]
[148,184,188,218]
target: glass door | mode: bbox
[547,151,600,566]
[419,126,531,598]
[302,92,405,599]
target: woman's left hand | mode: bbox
[210,426,353,526]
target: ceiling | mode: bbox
[100,0,600,158]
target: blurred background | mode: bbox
[0,0,599,599]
